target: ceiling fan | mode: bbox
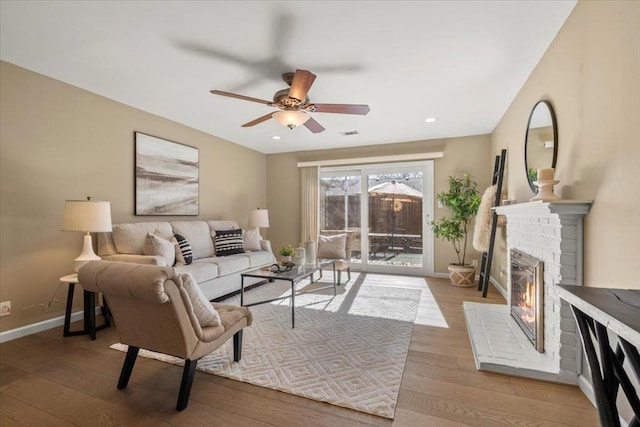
[210,69,370,133]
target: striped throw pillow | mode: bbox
[212,229,245,256]
[174,233,193,265]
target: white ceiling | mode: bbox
[0,1,576,154]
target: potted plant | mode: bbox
[431,172,481,287]
[279,244,295,263]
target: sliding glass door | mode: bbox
[320,161,433,276]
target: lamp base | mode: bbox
[74,233,101,272]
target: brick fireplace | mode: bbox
[463,200,591,384]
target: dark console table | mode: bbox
[558,285,640,427]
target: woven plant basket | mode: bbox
[448,264,476,287]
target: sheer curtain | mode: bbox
[300,165,319,243]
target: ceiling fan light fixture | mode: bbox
[273,110,310,129]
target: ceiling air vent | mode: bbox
[341,130,359,136]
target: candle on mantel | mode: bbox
[537,168,555,181]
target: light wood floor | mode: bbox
[0,276,598,426]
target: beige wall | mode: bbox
[0,61,267,332]
[491,0,640,289]
[266,134,492,274]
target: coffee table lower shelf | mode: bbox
[240,261,336,328]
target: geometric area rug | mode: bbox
[111,272,422,418]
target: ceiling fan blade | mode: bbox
[211,90,272,105]
[311,103,370,115]
[303,117,325,133]
[288,69,316,101]
[242,113,274,127]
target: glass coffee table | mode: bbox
[240,260,336,328]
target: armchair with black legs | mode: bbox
[78,261,252,411]
[317,230,354,285]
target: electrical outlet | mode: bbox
[471,259,479,268]
[0,301,11,316]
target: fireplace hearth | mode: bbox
[510,249,544,352]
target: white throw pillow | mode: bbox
[243,228,262,252]
[146,232,176,266]
[317,233,347,259]
[181,274,221,328]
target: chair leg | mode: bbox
[233,330,243,362]
[347,267,351,282]
[117,346,139,390]
[177,359,198,411]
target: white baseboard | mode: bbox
[0,307,99,343]
[489,276,508,299]
[578,373,597,407]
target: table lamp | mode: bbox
[62,197,112,271]
[248,208,269,239]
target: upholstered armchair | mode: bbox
[317,230,355,285]
[78,261,252,411]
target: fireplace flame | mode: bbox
[519,281,536,323]
[522,281,534,307]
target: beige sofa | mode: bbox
[97,220,275,300]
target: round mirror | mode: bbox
[525,100,558,193]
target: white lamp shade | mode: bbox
[249,209,270,228]
[272,110,310,129]
[62,200,112,232]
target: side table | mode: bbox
[60,274,111,340]
[558,285,640,427]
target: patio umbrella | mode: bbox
[368,181,423,255]
[368,180,423,200]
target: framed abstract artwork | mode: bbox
[135,132,199,215]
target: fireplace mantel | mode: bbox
[494,200,592,217]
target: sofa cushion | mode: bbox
[174,233,193,265]
[170,221,214,260]
[145,232,176,266]
[207,220,240,232]
[178,273,221,328]
[199,255,250,276]
[244,251,275,267]
[112,222,172,254]
[174,262,219,283]
[317,233,347,259]
[212,229,245,256]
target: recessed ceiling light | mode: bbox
[425,117,437,123]
[271,135,281,140]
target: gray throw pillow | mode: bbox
[181,274,221,328]
[243,228,262,252]
[146,232,176,266]
[317,233,347,259]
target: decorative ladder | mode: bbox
[478,149,507,297]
